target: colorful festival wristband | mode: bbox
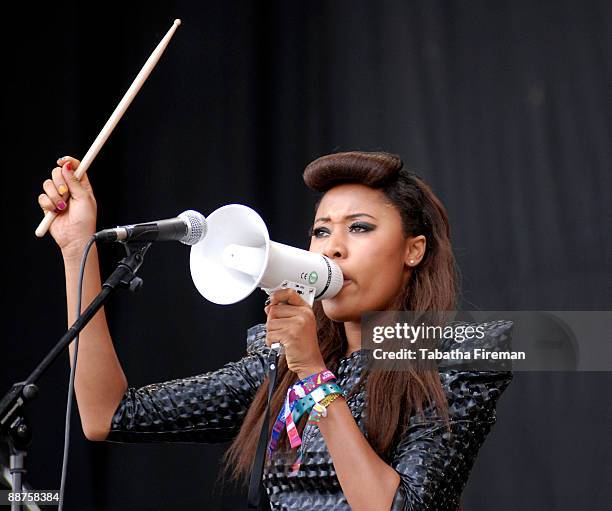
[288,370,337,402]
[290,383,344,424]
[268,370,343,459]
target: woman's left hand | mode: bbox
[264,288,327,380]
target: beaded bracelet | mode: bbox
[307,392,343,425]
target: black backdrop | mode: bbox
[3,1,611,509]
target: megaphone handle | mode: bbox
[264,281,316,357]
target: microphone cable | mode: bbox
[58,235,96,511]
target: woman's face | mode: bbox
[308,183,425,322]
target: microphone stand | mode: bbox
[0,240,151,510]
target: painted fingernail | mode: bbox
[58,184,68,195]
[65,162,72,171]
[57,201,66,211]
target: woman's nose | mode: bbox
[322,233,347,259]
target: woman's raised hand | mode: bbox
[264,288,327,380]
[37,156,97,259]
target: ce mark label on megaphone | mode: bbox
[189,204,344,306]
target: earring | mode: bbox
[409,259,415,265]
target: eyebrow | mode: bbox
[314,213,377,223]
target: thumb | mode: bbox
[61,161,89,199]
[57,155,93,192]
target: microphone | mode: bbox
[95,210,207,245]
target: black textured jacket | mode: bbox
[107,321,513,510]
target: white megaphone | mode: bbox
[189,204,344,306]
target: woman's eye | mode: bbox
[310,227,330,238]
[349,222,374,233]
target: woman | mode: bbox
[38,151,513,510]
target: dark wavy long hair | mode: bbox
[222,151,459,484]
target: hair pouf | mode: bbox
[303,151,404,191]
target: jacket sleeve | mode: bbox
[105,324,270,444]
[389,320,514,511]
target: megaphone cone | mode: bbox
[189,204,343,305]
[190,204,270,304]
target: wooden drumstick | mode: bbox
[35,19,182,237]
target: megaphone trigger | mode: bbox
[270,341,284,356]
